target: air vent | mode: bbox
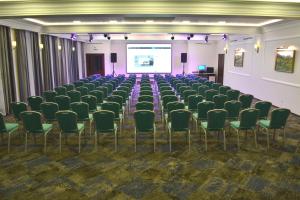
[243,37,253,40]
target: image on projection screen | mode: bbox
[127,44,172,73]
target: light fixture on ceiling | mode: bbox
[104,33,107,38]
[254,42,260,53]
[12,40,17,49]
[222,34,228,40]
[39,43,44,50]
[205,35,209,43]
[58,45,62,50]
[187,36,191,40]
[72,47,76,51]
[70,33,77,40]
[73,20,81,24]
[89,33,94,42]
[109,20,118,23]
[107,35,111,40]
[190,34,194,38]
[171,34,174,40]
[146,20,154,23]
[124,35,128,40]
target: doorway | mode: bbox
[86,53,105,76]
[217,54,225,84]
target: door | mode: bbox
[217,54,225,84]
[86,53,105,76]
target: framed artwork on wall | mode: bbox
[234,49,244,67]
[275,48,295,73]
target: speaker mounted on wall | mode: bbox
[181,53,187,63]
[111,53,117,63]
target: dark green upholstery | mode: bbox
[89,90,104,105]
[224,100,242,120]
[205,89,219,101]
[136,101,154,111]
[239,94,254,109]
[169,109,191,132]
[67,90,81,103]
[96,86,108,99]
[183,90,197,104]
[226,89,240,101]
[41,102,59,122]
[81,95,97,112]
[55,86,67,95]
[74,81,84,88]
[212,83,222,91]
[198,85,209,96]
[83,83,96,92]
[134,110,155,132]
[93,110,116,133]
[259,108,290,129]
[76,86,89,96]
[195,101,215,120]
[55,95,71,110]
[140,90,153,96]
[43,91,57,102]
[0,112,19,153]
[107,95,123,110]
[255,101,272,119]
[101,102,120,119]
[219,86,231,95]
[28,96,43,112]
[70,102,91,121]
[162,95,178,108]
[187,95,204,111]
[11,102,27,121]
[63,84,75,91]
[160,90,175,97]
[138,95,153,103]
[213,94,228,109]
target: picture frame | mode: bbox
[234,49,244,67]
[275,48,295,73]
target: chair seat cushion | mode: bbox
[42,124,53,132]
[259,120,270,128]
[77,123,85,132]
[201,122,208,129]
[193,113,198,120]
[5,123,19,132]
[230,121,240,129]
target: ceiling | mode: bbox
[1,0,300,41]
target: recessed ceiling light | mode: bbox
[109,20,118,23]
[73,20,81,24]
[146,20,154,23]
[218,21,226,24]
[182,21,191,24]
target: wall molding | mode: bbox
[228,70,251,77]
[262,77,300,88]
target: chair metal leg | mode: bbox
[188,130,191,152]
[283,128,286,145]
[115,129,118,152]
[223,130,226,151]
[89,121,92,136]
[134,128,137,152]
[25,131,28,152]
[8,133,11,153]
[169,128,172,152]
[273,129,276,141]
[236,130,240,151]
[94,131,97,151]
[59,131,62,153]
[78,133,81,153]
[254,129,257,148]
[44,134,47,153]
[266,129,270,150]
[204,130,208,151]
[153,126,156,152]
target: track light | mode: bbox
[187,36,191,40]
[70,33,76,40]
[205,35,208,43]
[124,35,128,40]
[89,34,94,42]
[190,34,194,38]
[171,34,174,40]
[222,34,227,40]
[107,36,111,40]
[104,33,107,38]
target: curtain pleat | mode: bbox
[80,42,86,78]
[41,34,54,90]
[0,25,16,114]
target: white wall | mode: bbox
[224,21,300,115]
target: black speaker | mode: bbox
[111,53,117,63]
[181,53,187,63]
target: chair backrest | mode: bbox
[254,101,272,119]
[224,100,242,120]
[11,102,27,121]
[213,94,228,109]
[96,86,108,98]
[239,108,259,129]
[89,90,104,104]
[83,83,96,92]
[179,86,192,96]
[74,81,84,88]
[166,102,185,115]
[81,95,97,112]
[269,108,290,129]
[67,90,81,103]
[20,111,43,133]
[113,90,127,103]
[56,111,79,133]
[160,86,172,92]
[63,84,75,91]
[183,90,197,103]
[134,110,155,132]
[118,86,130,94]
[138,95,153,103]
[136,101,154,111]
[170,109,191,131]
[219,86,231,95]
[160,90,175,97]
[70,102,89,121]
[176,83,186,92]
[55,86,67,95]
[140,86,152,92]
[205,89,219,101]
[43,90,57,102]
[93,110,115,132]
[28,96,43,111]
[0,113,7,132]
[107,95,123,108]
[192,83,201,92]
[197,101,215,120]
[41,102,59,121]
[239,94,254,109]
[103,83,113,94]
[226,89,240,101]
[140,90,153,96]
[212,83,222,91]
[76,86,89,96]
[188,95,204,111]
[101,102,120,118]
[162,95,178,108]
[198,85,209,96]
[55,95,71,110]
[207,109,227,130]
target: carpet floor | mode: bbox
[0,84,300,200]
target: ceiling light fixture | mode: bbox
[171,34,174,40]
[146,20,154,23]
[70,33,76,40]
[187,36,191,40]
[190,34,194,38]
[107,36,111,40]
[89,33,94,42]
[73,20,81,24]
[124,35,128,40]
[109,20,118,23]
[205,35,209,43]
[104,33,107,38]
[222,34,228,40]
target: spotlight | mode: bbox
[124,35,128,40]
[205,35,208,43]
[171,34,174,40]
[89,34,94,42]
[107,36,111,40]
[222,34,227,40]
[187,36,191,40]
[190,34,194,38]
[104,33,107,38]
[70,33,77,40]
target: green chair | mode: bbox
[160,90,175,97]
[28,96,43,112]
[63,84,75,91]
[93,110,118,151]
[76,86,89,96]
[107,95,125,117]
[179,86,192,97]
[56,111,85,153]
[198,85,209,96]
[43,90,57,102]
[67,90,81,103]
[165,101,185,126]
[11,102,27,122]
[201,109,227,151]
[205,89,219,101]
[40,102,59,122]
[213,94,227,109]
[55,86,67,95]
[103,83,113,95]
[134,110,156,152]
[192,83,201,92]
[212,83,222,91]
[113,90,128,107]
[187,95,204,112]
[193,101,215,133]
[140,90,153,96]
[168,109,192,152]
[226,89,240,101]
[136,101,154,111]
[219,86,231,95]
[21,111,53,153]
[81,95,97,113]
[161,95,178,121]
[159,86,172,92]
[96,86,108,99]
[71,102,93,135]
[89,90,104,106]
[55,95,71,110]
[101,102,123,134]
[74,81,84,88]
[230,108,259,150]
[140,86,152,92]
[83,83,96,92]
[239,94,254,109]
[224,100,242,121]
[182,90,197,104]
[0,112,19,153]
[138,95,153,103]
[255,101,272,119]
[258,108,290,149]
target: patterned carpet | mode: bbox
[0,83,300,200]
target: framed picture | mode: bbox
[234,49,244,67]
[275,48,295,73]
